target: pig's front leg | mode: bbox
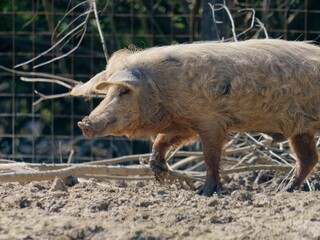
[150,134,187,184]
[197,126,227,197]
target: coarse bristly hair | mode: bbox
[78,39,320,195]
[100,39,320,138]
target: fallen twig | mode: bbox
[0,163,296,184]
[170,156,201,170]
[0,165,152,183]
[78,175,154,181]
[0,159,16,164]
[245,133,292,166]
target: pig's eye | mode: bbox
[118,88,130,97]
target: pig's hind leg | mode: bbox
[286,133,318,191]
[197,126,227,197]
[150,134,194,184]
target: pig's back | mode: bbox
[176,40,320,135]
[126,40,320,136]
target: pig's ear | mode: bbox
[94,68,141,94]
[70,70,107,96]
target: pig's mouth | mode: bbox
[78,117,117,139]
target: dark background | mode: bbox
[0,0,319,163]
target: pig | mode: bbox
[75,39,320,196]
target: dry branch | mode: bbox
[214,3,238,42]
[255,18,269,39]
[0,163,70,171]
[33,91,72,106]
[92,0,108,62]
[21,77,73,89]
[14,1,93,69]
[0,64,78,84]
[0,165,152,183]
[185,161,204,171]
[1,65,105,106]
[82,153,151,166]
[236,8,256,38]
[0,159,16,164]
[0,0,111,106]
[78,175,154,181]
[209,3,269,42]
[170,156,201,170]
[0,162,296,184]
[79,152,203,166]
[55,1,91,38]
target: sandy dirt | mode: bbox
[1,172,320,240]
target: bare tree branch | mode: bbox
[92,0,109,62]
[255,18,269,39]
[21,77,73,89]
[236,8,256,38]
[14,19,88,69]
[14,1,92,69]
[33,91,71,106]
[208,3,221,41]
[56,9,91,39]
[215,3,238,42]
[33,11,92,69]
[0,64,78,84]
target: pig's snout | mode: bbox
[78,121,94,139]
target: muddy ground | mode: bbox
[1,172,320,240]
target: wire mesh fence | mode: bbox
[0,0,319,164]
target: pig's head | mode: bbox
[78,68,148,139]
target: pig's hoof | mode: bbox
[149,159,169,184]
[197,181,222,197]
[284,178,299,192]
